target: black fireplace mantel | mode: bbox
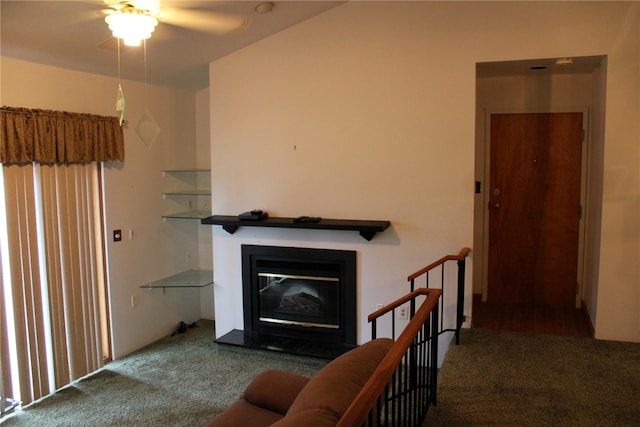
[201,215,390,241]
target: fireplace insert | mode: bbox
[242,245,357,346]
[257,273,340,329]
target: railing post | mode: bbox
[410,297,416,319]
[455,257,466,345]
[430,300,439,405]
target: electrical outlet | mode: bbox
[399,307,408,320]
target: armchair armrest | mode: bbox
[242,369,310,415]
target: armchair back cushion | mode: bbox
[281,338,393,425]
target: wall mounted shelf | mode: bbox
[163,211,212,220]
[201,215,391,241]
[140,269,213,290]
[162,169,211,220]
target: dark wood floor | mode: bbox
[472,294,593,338]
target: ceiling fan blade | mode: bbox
[103,0,160,11]
[160,7,250,34]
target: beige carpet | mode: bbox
[427,328,640,426]
[3,323,639,426]
[2,320,327,426]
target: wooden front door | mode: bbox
[487,112,583,307]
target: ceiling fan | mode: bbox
[102,0,252,46]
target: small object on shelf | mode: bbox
[239,209,268,221]
[293,216,321,223]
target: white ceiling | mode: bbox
[0,1,342,92]
[1,1,605,92]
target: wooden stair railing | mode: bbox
[338,288,442,427]
[408,247,471,345]
[337,248,471,426]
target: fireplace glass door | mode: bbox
[258,273,340,329]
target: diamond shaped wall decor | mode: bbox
[135,110,160,147]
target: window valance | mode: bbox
[1,106,124,165]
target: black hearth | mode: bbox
[215,245,357,358]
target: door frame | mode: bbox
[479,107,590,308]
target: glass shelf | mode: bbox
[163,169,211,174]
[140,269,213,289]
[162,169,211,220]
[162,210,212,220]
[163,190,211,196]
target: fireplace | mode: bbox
[215,245,357,358]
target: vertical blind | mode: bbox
[1,253,13,411]
[1,163,108,406]
[3,165,49,404]
[40,164,107,386]
[0,106,118,407]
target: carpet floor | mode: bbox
[2,320,327,426]
[427,328,640,426]
[3,322,639,426]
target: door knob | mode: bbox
[488,202,501,209]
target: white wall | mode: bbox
[209,1,640,349]
[208,1,479,349]
[596,2,640,341]
[0,57,210,358]
[584,60,608,328]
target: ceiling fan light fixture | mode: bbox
[105,10,158,47]
[255,2,275,14]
